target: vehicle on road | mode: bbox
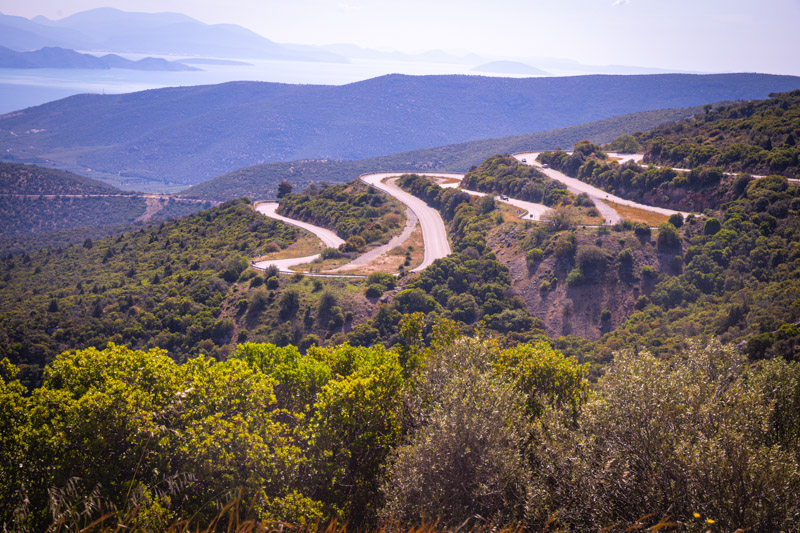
[521,158,527,163]
[500,194,509,201]
[542,163,550,169]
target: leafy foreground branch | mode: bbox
[1,331,798,531]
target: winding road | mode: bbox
[252,202,345,274]
[513,152,691,219]
[252,153,702,277]
[359,172,455,272]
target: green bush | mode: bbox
[668,213,684,228]
[641,265,658,278]
[576,245,608,273]
[365,284,383,298]
[656,222,681,250]
[704,217,722,235]
[633,223,651,238]
[566,267,584,287]
[526,248,544,267]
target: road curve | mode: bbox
[360,172,455,272]
[514,152,691,219]
[253,202,345,274]
[438,174,551,221]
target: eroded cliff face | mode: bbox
[489,224,678,341]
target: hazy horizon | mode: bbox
[3,0,800,77]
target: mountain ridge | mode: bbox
[0,8,347,62]
[0,45,199,71]
[2,72,798,188]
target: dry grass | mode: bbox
[345,224,425,276]
[605,201,670,226]
[431,177,462,186]
[577,214,604,226]
[253,234,322,262]
[496,202,531,224]
[291,256,351,273]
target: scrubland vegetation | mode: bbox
[2,91,800,531]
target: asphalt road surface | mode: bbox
[360,172,456,272]
[514,152,691,219]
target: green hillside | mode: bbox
[2,93,800,531]
[0,198,387,390]
[0,162,121,195]
[0,162,213,253]
[640,89,800,178]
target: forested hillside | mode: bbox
[181,105,705,201]
[277,181,405,250]
[0,200,377,388]
[0,162,120,195]
[2,92,800,531]
[640,89,800,178]
[0,162,212,254]
[2,73,797,187]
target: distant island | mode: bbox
[472,61,550,76]
[0,45,200,71]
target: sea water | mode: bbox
[0,56,493,114]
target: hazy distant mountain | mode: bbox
[175,58,252,66]
[308,43,486,64]
[1,73,798,186]
[0,8,348,62]
[0,45,199,71]
[472,61,549,75]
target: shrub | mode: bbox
[704,217,722,235]
[278,288,300,320]
[340,235,366,253]
[381,338,530,527]
[618,248,633,266]
[600,309,612,321]
[552,232,577,259]
[366,272,396,291]
[529,343,800,531]
[526,248,544,268]
[266,276,280,289]
[220,255,248,282]
[247,288,269,318]
[656,222,681,250]
[641,265,658,278]
[633,223,651,238]
[668,213,684,228]
[539,280,552,292]
[264,264,280,278]
[566,267,584,286]
[317,290,339,325]
[542,207,578,231]
[365,285,383,298]
[320,247,343,260]
[576,245,608,273]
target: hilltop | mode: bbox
[2,73,798,189]
[0,161,121,195]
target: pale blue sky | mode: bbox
[2,0,799,74]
